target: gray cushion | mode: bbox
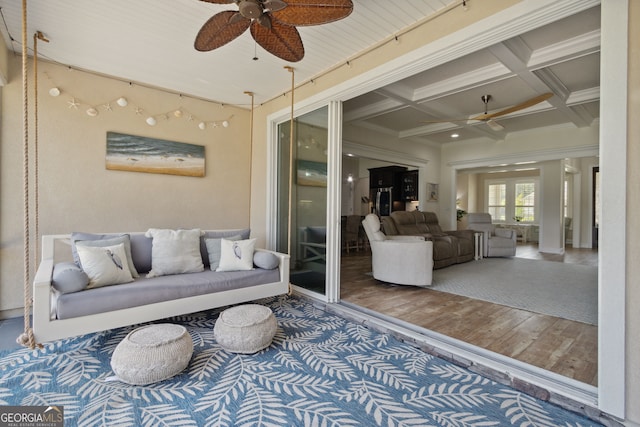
[253,251,279,270]
[52,262,89,294]
[129,234,154,274]
[71,233,139,278]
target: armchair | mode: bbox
[361,214,433,287]
[466,213,517,257]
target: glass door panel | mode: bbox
[276,106,328,295]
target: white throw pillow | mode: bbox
[146,228,204,278]
[216,238,256,272]
[76,243,134,289]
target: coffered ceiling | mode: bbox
[343,6,600,144]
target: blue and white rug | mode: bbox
[0,296,602,426]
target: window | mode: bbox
[487,183,506,221]
[515,182,536,222]
[486,179,538,223]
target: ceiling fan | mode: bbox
[194,0,354,62]
[422,92,554,131]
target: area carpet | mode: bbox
[432,257,597,325]
[0,296,601,426]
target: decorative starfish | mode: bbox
[67,98,79,109]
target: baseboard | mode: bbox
[0,308,26,321]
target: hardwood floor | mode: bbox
[340,243,598,386]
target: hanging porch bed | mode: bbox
[32,229,290,343]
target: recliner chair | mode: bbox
[466,213,517,257]
[361,214,433,287]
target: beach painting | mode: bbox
[297,160,327,187]
[106,132,205,177]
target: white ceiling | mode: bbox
[0,1,600,144]
[0,0,453,107]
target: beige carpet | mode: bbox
[431,257,597,325]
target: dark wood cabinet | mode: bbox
[368,166,407,214]
[401,170,419,201]
[368,166,406,188]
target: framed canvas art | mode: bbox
[106,132,205,177]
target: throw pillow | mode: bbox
[74,234,140,278]
[52,262,90,294]
[146,228,204,278]
[204,234,242,271]
[253,251,279,270]
[216,238,256,272]
[200,229,250,268]
[76,243,134,289]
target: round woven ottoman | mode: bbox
[214,304,277,354]
[111,323,193,385]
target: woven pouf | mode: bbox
[214,304,277,354]
[111,323,193,385]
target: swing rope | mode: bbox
[16,0,41,349]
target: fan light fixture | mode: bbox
[421,93,553,132]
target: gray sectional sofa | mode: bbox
[381,210,475,269]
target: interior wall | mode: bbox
[441,124,599,229]
[625,0,640,420]
[0,59,251,314]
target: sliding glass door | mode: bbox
[275,106,329,295]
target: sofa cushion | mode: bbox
[253,251,279,270]
[129,234,153,274]
[71,232,139,278]
[145,229,204,278]
[204,234,243,271]
[52,262,89,294]
[217,238,256,272]
[390,211,422,235]
[200,229,250,268]
[76,243,135,288]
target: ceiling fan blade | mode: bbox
[485,119,504,131]
[194,11,250,52]
[251,19,304,62]
[263,0,287,12]
[271,0,353,26]
[420,118,474,124]
[472,92,554,121]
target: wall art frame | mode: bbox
[106,131,205,177]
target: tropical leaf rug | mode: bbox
[0,296,602,426]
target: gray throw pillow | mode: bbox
[205,234,242,271]
[52,262,89,294]
[253,251,279,270]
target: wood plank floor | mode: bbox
[340,243,598,386]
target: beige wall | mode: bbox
[0,59,251,313]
